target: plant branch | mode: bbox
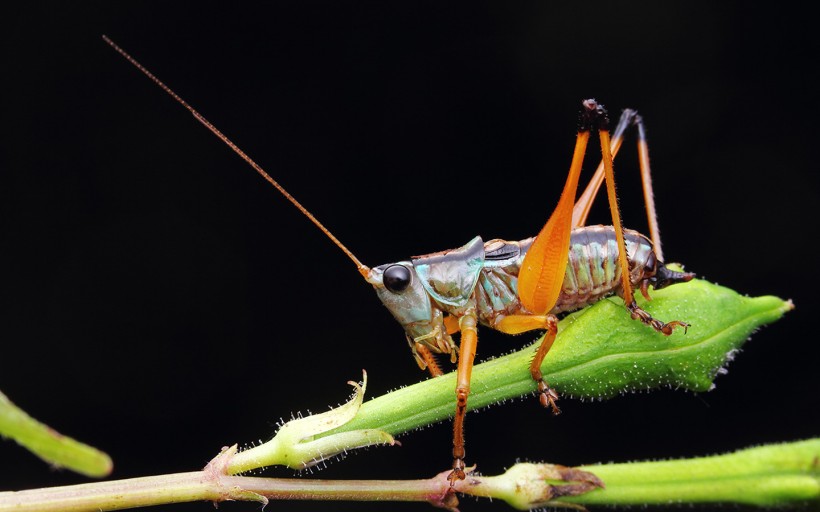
[0,279,797,511]
[1,439,816,511]
[0,391,112,478]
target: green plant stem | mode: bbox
[567,438,820,507]
[0,391,112,478]
[1,439,816,511]
[0,472,454,512]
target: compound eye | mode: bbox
[383,264,412,293]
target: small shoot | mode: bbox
[225,371,395,475]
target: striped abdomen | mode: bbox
[474,225,657,327]
[552,225,655,313]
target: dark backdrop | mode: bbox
[2,3,817,512]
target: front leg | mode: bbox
[448,308,478,485]
[414,343,445,377]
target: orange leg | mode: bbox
[415,343,444,377]
[510,102,687,435]
[443,314,460,335]
[519,100,619,317]
[626,303,690,335]
[494,313,559,412]
[515,100,606,417]
[495,313,561,413]
[518,126,590,315]
[572,109,663,258]
[635,116,663,261]
[495,314,550,334]
[529,315,561,413]
[572,108,634,228]
[596,115,690,335]
[448,309,478,485]
[598,126,636,307]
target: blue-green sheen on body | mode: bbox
[473,226,656,326]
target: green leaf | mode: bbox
[0,390,113,478]
[330,278,792,437]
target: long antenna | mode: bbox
[102,35,370,277]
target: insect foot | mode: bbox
[223,371,395,475]
[448,456,466,486]
[627,301,690,336]
[537,381,562,414]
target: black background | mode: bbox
[2,3,818,512]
